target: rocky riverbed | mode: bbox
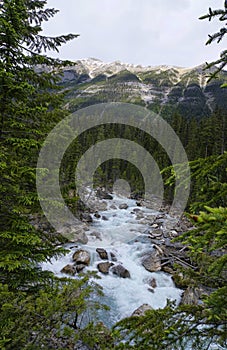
[41,189,198,326]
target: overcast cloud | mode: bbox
[43,0,226,67]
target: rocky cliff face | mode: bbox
[59,58,227,118]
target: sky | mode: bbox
[43,0,226,68]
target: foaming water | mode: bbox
[42,193,183,327]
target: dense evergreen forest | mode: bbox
[60,109,227,211]
[0,1,226,349]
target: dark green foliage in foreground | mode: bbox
[0,274,112,350]
[0,0,78,289]
[177,207,227,289]
[113,300,226,350]
[200,3,227,84]
[163,152,227,212]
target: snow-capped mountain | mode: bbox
[60,58,227,118]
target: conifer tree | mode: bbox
[0,0,77,288]
[0,2,114,348]
[200,2,227,84]
[0,0,78,290]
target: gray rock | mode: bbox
[181,287,202,305]
[150,223,159,228]
[94,212,101,218]
[169,230,179,238]
[96,189,113,200]
[59,226,88,244]
[148,277,157,288]
[141,248,162,272]
[96,248,108,260]
[97,262,114,274]
[150,228,163,238]
[133,208,142,213]
[102,215,109,221]
[61,264,77,276]
[155,218,165,224]
[76,264,86,273]
[111,264,130,278]
[68,230,88,244]
[110,252,117,262]
[143,277,157,288]
[90,231,102,240]
[132,304,153,317]
[72,249,91,266]
[80,213,93,223]
[119,203,129,210]
[92,201,108,211]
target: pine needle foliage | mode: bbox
[0,0,78,290]
[200,3,227,84]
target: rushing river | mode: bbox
[42,193,183,326]
[41,193,226,349]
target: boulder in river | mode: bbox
[90,231,102,240]
[96,188,113,200]
[72,249,90,266]
[119,203,128,210]
[132,304,153,316]
[111,264,131,278]
[133,208,142,213]
[70,230,88,244]
[141,247,162,272]
[97,262,114,274]
[148,277,157,288]
[96,248,108,260]
[59,225,88,244]
[110,252,117,262]
[143,277,157,288]
[75,264,86,273]
[61,264,77,276]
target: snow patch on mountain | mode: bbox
[74,58,211,81]
[61,58,227,118]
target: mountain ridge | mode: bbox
[58,58,227,118]
[63,58,215,81]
